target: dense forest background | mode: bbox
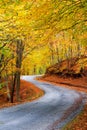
[0,0,87,102]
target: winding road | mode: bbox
[0,76,83,130]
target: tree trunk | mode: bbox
[11,73,16,103]
[5,72,11,102]
[0,54,4,83]
[15,39,24,101]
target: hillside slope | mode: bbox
[40,56,87,130]
[46,56,87,78]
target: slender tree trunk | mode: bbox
[77,43,81,58]
[56,46,60,63]
[5,72,11,102]
[15,39,24,101]
[11,73,16,103]
[0,54,4,83]
[16,71,21,101]
[33,65,36,75]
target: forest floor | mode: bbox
[38,74,87,130]
[0,80,44,109]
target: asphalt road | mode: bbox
[0,76,83,130]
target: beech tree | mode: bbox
[0,0,87,102]
[0,0,33,102]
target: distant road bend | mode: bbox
[0,76,83,130]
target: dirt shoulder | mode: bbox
[39,74,87,93]
[62,104,87,130]
[0,79,44,109]
[39,74,87,130]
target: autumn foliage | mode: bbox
[46,56,87,78]
[0,79,44,109]
[0,0,87,102]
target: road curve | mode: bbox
[0,76,83,130]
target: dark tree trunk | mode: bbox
[11,73,16,103]
[15,39,24,101]
[0,54,4,83]
[33,65,36,75]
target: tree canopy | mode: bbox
[0,0,87,102]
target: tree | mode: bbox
[0,0,87,103]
